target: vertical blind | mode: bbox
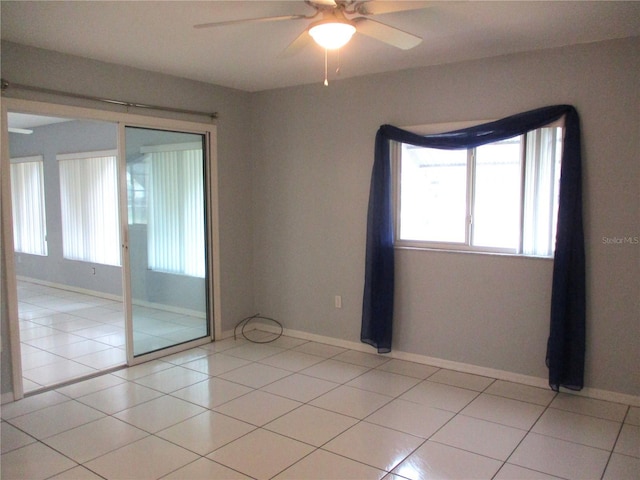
[10,156,48,256]
[145,147,205,278]
[58,151,121,266]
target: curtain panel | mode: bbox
[361,105,585,391]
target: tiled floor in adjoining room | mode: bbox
[17,281,127,393]
[2,334,639,480]
[17,280,206,393]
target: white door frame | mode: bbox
[1,98,221,399]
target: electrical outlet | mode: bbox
[335,295,342,309]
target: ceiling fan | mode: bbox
[194,1,429,55]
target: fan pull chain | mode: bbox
[324,48,329,86]
[336,48,341,76]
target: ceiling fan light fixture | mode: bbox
[308,20,356,49]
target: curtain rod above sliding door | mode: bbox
[1,79,218,120]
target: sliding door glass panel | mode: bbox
[8,114,124,393]
[125,127,209,356]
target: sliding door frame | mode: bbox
[1,98,221,399]
[1,99,24,402]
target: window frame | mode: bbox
[392,121,563,258]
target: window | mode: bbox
[58,150,121,266]
[395,125,563,256]
[10,156,48,256]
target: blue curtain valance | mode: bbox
[361,105,585,391]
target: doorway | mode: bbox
[9,114,124,392]
[2,99,220,399]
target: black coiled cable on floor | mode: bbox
[234,313,283,343]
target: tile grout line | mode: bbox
[404,376,499,477]
[598,404,630,480]
[497,389,563,479]
[219,346,398,478]
[273,362,458,477]
[153,341,376,479]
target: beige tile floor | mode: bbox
[1,334,639,480]
[16,281,207,393]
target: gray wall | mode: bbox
[251,37,640,396]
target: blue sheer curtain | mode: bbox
[362,105,585,391]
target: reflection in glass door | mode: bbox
[124,127,210,357]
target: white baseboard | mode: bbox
[572,386,640,408]
[17,276,205,318]
[17,276,122,302]
[1,391,17,405]
[131,299,205,319]
[246,322,640,407]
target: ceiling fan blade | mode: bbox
[353,17,422,49]
[353,1,432,16]
[281,30,313,57]
[194,14,308,30]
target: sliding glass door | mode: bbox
[123,126,211,358]
[3,98,220,399]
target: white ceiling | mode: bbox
[7,113,72,129]
[1,1,639,92]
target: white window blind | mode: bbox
[143,144,205,278]
[10,156,48,256]
[58,150,121,266]
[522,127,563,256]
